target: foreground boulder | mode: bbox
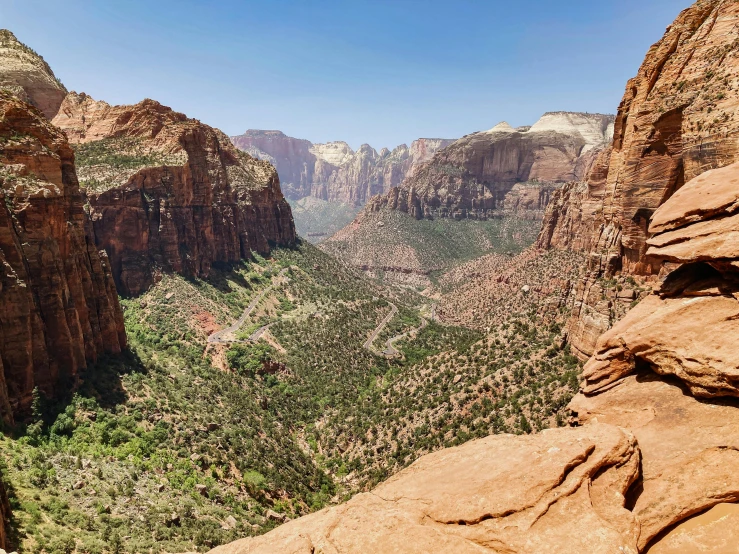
[571,374,739,550]
[211,424,640,554]
[52,93,296,296]
[0,92,125,424]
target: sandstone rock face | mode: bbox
[367,112,613,220]
[570,375,739,551]
[52,93,296,296]
[231,130,453,206]
[0,92,126,424]
[550,0,739,358]
[214,4,739,553]
[0,30,67,119]
[210,424,641,554]
[568,151,739,550]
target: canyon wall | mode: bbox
[0,92,126,424]
[537,0,739,358]
[367,112,614,220]
[52,93,296,296]
[0,30,66,119]
[211,146,739,554]
[211,4,739,551]
[231,130,453,205]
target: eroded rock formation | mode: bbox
[213,3,739,552]
[0,30,66,119]
[0,92,125,424]
[210,95,739,554]
[569,159,739,551]
[211,424,641,554]
[537,0,739,358]
[52,93,296,296]
[367,112,613,220]
[231,130,453,205]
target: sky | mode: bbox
[2,0,690,150]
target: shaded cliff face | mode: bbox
[538,0,739,358]
[368,112,614,220]
[0,92,126,424]
[0,30,67,119]
[52,93,296,296]
[231,130,453,206]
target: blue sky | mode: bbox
[3,0,689,149]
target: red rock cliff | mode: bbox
[368,113,613,220]
[52,93,296,296]
[231,130,453,206]
[0,92,126,424]
[537,0,739,357]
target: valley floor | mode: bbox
[1,241,584,553]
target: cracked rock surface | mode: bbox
[210,424,641,554]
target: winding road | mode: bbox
[364,303,437,358]
[363,302,398,354]
[207,268,289,344]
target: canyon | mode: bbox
[231,130,453,206]
[321,111,613,283]
[0,91,126,425]
[52,93,296,296]
[231,130,454,241]
[0,30,296,422]
[212,0,739,552]
[1,0,739,552]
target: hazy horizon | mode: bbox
[3,0,690,149]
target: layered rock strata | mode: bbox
[569,159,739,551]
[0,92,125,424]
[540,0,739,358]
[367,112,613,220]
[231,130,453,205]
[52,93,296,296]
[0,30,66,119]
[211,102,739,554]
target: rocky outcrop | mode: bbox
[212,84,739,554]
[568,158,739,551]
[231,130,453,205]
[544,0,739,358]
[52,93,296,296]
[367,112,614,220]
[214,5,739,552]
[0,92,126,424]
[0,30,66,119]
[210,424,641,554]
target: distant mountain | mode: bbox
[368,111,615,220]
[230,130,454,240]
[322,111,614,284]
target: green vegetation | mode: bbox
[2,241,582,553]
[73,138,186,192]
[287,197,360,243]
[322,209,541,285]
